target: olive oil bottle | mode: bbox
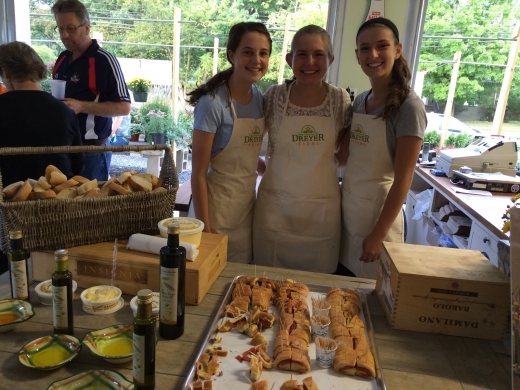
[8,230,29,300]
[52,249,74,335]
[133,289,156,390]
[159,222,186,340]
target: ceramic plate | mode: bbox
[0,299,35,333]
[18,334,81,370]
[83,324,133,364]
[47,370,134,390]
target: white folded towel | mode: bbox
[126,233,198,261]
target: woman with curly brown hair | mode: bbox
[335,18,426,278]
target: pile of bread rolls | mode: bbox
[2,165,165,202]
[326,287,375,380]
[273,279,312,373]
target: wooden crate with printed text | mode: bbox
[31,232,227,305]
[375,242,509,340]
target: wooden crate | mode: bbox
[30,232,227,305]
[376,242,510,340]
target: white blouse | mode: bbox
[263,82,352,160]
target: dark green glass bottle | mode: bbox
[52,249,74,335]
[159,222,186,340]
[8,230,29,300]
[133,289,156,390]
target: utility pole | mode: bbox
[440,51,461,148]
[213,37,219,76]
[278,15,291,84]
[171,7,181,120]
[492,23,520,135]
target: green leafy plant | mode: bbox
[423,130,440,147]
[127,77,152,93]
[445,133,475,148]
[143,109,168,134]
[167,111,194,148]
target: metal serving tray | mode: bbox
[183,276,386,389]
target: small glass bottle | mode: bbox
[133,289,156,390]
[8,230,29,300]
[52,249,74,335]
[159,222,186,340]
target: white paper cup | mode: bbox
[49,80,66,99]
[310,315,330,340]
[315,336,338,368]
[312,300,330,317]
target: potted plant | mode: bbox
[127,77,152,103]
[129,107,143,141]
[167,111,194,149]
[143,109,168,144]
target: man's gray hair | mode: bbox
[51,0,90,25]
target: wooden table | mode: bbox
[0,264,512,390]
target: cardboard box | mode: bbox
[376,242,510,340]
[31,232,227,305]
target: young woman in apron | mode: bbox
[187,23,272,264]
[253,25,352,273]
[336,18,426,279]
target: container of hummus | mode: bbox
[158,217,204,247]
[80,285,123,315]
[35,280,78,306]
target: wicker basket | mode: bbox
[0,144,179,252]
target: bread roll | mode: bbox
[153,176,164,190]
[28,189,57,200]
[2,181,24,199]
[118,171,133,184]
[84,188,100,198]
[107,181,130,195]
[99,177,116,196]
[12,180,32,202]
[56,187,78,199]
[49,171,67,185]
[53,179,79,194]
[45,165,62,181]
[28,178,39,188]
[32,184,46,193]
[71,175,90,184]
[128,175,152,191]
[37,176,52,190]
[137,173,159,187]
[77,179,98,195]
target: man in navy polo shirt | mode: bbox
[51,0,131,181]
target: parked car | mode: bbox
[426,113,481,136]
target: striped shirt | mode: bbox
[52,39,130,140]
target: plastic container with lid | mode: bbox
[35,280,78,305]
[158,217,204,247]
[80,285,123,315]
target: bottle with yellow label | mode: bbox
[8,230,29,300]
[133,289,156,390]
[159,222,186,340]
[52,249,74,335]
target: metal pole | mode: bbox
[278,14,291,85]
[492,23,520,135]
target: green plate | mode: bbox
[83,324,133,364]
[47,370,134,390]
[18,334,81,370]
[0,299,35,333]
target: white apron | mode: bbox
[340,112,404,279]
[253,83,340,273]
[206,89,264,264]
